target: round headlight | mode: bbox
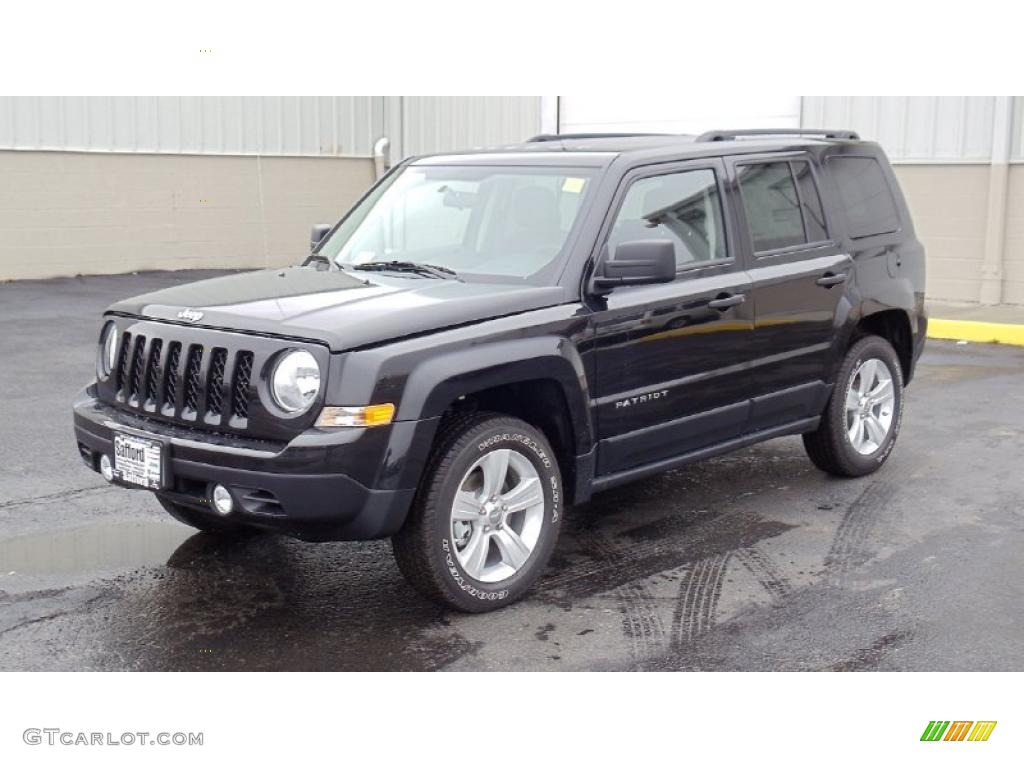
[98,321,118,378]
[271,350,321,413]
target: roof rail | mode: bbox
[526,132,671,143]
[696,128,860,142]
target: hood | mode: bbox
[107,266,569,351]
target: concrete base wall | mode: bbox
[893,165,991,304]
[894,164,1024,306]
[0,151,376,281]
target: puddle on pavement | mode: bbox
[0,519,192,587]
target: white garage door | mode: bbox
[557,95,802,136]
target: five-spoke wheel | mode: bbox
[845,358,896,455]
[450,448,546,582]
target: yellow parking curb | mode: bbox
[928,318,1024,347]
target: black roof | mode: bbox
[518,129,859,153]
[411,129,864,167]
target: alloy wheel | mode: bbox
[845,358,895,455]
[450,449,545,582]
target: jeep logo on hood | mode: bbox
[177,308,204,323]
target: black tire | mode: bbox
[155,496,255,536]
[392,412,563,613]
[803,334,904,477]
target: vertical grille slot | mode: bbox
[163,342,181,410]
[183,345,204,413]
[115,332,132,395]
[206,348,228,417]
[144,339,163,405]
[232,352,254,420]
[128,335,147,401]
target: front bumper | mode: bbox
[73,387,431,541]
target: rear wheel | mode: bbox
[155,496,255,536]
[392,412,563,612]
[803,334,904,477]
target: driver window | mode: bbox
[609,169,726,269]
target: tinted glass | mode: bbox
[827,156,901,238]
[792,161,828,242]
[738,162,804,252]
[608,169,726,269]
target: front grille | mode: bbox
[110,330,255,429]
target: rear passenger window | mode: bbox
[608,169,726,269]
[738,162,805,252]
[827,156,901,238]
[792,161,828,243]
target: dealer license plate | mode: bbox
[112,433,164,489]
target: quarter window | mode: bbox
[608,169,726,269]
[827,155,901,238]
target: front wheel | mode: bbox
[803,335,904,477]
[392,413,563,612]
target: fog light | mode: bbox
[99,454,114,482]
[211,484,234,516]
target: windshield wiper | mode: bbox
[351,261,459,279]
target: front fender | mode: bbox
[398,336,594,453]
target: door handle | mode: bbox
[707,293,745,310]
[816,272,847,288]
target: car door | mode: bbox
[587,159,757,477]
[729,153,852,432]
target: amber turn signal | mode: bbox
[315,403,396,428]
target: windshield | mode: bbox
[316,165,596,282]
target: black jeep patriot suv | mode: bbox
[73,129,927,612]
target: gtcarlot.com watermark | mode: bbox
[23,728,203,747]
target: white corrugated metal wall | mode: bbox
[0,97,383,156]
[396,96,543,157]
[14,95,1014,165]
[558,95,803,136]
[4,95,1018,169]
[558,95,1021,163]
[0,96,544,158]
[801,96,1010,162]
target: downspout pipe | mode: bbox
[979,96,1013,306]
[373,137,391,180]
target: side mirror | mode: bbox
[310,224,332,252]
[593,240,676,291]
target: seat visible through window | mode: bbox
[607,169,726,268]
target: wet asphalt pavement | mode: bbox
[1,271,1022,671]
